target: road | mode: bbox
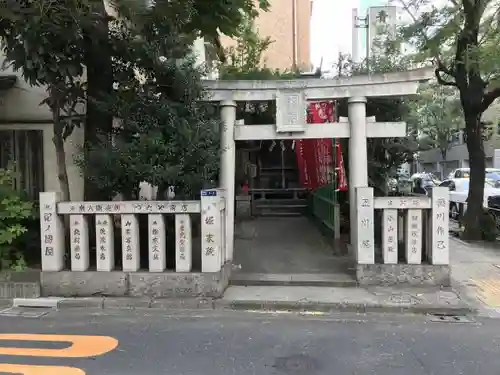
[0,309,499,375]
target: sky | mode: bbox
[309,0,388,71]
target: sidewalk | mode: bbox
[217,285,472,315]
[450,237,500,317]
[8,237,500,317]
[10,284,472,316]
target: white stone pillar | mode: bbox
[39,192,64,271]
[70,215,89,271]
[121,214,140,271]
[431,187,449,265]
[405,209,422,264]
[96,214,114,271]
[348,96,368,249]
[355,187,374,264]
[220,100,237,262]
[201,189,223,272]
[148,214,166,272]
[175,214,192,272]
[382,209,398,264]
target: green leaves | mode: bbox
[76,1,221,199]
[409,82,463,159]
[0,167,34,270]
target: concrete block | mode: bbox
[57,298,104,309]
[149,298,214,310]
[13,297,62,308]
[41,271,128,297]
[236,196,251,218]
[129,262,231,298]
[102,297,151,309]
[0,270,41,282]
[0,282,40,298]
[356,264,451,286]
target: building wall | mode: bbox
[418,101,500,178]
[220,0,312,71]
[0,0,214,202]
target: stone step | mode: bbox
[253,199,308,205]
[230,273,357,287]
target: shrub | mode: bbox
[0,167,34,270]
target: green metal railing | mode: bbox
[308,183,338,235]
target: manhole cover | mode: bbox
[429,315,475,323]
[0,307,51,318]
[273,354,319,374]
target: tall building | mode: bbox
[220,0,312,71]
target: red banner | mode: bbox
[295,101,347,191]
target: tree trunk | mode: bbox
[83,0,113,201]
[462,111,485,240]
[53,120,71,202]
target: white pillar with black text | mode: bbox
[220,101,237,261]
[348,97,368,250]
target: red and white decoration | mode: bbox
[294,101,347,191]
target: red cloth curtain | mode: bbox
[295,101,347,191]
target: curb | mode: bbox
[56,297,216,311]
[5,297,477,317]
[214,300,477,316]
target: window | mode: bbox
[0,130,44,199]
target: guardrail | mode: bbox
[309,184,340,238]
[39,189,227,273]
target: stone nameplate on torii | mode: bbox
[275,90,307,133]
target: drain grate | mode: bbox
[0,307,52,318]
[429,314,475,323]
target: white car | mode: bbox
[447,168,500,179]
[441,178,500,219]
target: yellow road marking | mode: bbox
[0,334,118,358]
[0,364,85,375]
[472,279,500,307]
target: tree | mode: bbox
[0,0,89,201]
[1,0,270,202]
[78,1,220,200]
[83,0,270,199]
[396,0,500,239]
[411,82,464,161]
[336,39,418,193]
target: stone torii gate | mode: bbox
[203,68,434,261]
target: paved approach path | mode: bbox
[0,309,499,375]
[233,216,351,275]
[451,237,500,317]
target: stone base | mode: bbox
[0,270,41,298]
[236,195,251,218]
[41,262,232,298]
[356,264,451,287]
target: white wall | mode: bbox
[0,53,85,200]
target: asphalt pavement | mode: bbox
[0,308,498,375]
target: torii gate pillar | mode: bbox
[348,96,369,255]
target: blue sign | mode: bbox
[202,190,217,197]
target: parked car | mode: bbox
[443,178,500,220]
[448,167,500,179]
